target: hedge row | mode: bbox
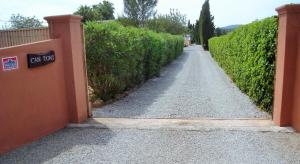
[85,22,184,101]
[208,17,277,113]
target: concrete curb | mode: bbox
[67,118,295,133]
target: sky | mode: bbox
[0,0,299,28]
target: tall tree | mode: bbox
[187,20,193,35]
[9,14,43,29]
[123,0,138,25]
[187,20,192,30]
[123,0,158,26]
[101,1,115,20]
[146,9,187,35]
[93,1,115,20]
[74,1,115,23]
[74,5,100,23]
[193,20,200,44]
[199,0,215,50]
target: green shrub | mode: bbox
[85,21,184,101]
[208,17,278,113]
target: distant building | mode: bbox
[184,34,191,47]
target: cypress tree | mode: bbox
[193,20,200,44]
[199,0,215,50]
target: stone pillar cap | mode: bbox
[276,4,300,14]
[44,15,82,22]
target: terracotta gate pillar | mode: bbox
[44,15,89,123]
[274,4,300,131]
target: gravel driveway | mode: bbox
[1,128,300,164]
[93,45,270,119]
[2,45,300,164]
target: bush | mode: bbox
[208,17,278,113]
[85,21,184,101]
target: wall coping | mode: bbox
[0,39,59,52]
[44,15,82,23]
[276,4,300,15]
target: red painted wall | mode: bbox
[0,39,69,154]
[0,15,89,154]
[274,4,300,131]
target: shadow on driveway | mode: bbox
[0,124,114,164]
[93,49,190,118]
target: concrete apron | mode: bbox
[68,118,295,133]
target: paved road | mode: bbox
[2,45,300,164]
[93,45,269,119]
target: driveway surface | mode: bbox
[93,45,269,119]
[1,128,300,164]
[2,45,300,164]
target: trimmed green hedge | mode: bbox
[85,22,184,101]
[208,17,277,112]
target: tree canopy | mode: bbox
[74,5,100,23]
[74,1,115,23]
[146,9,187,35]
[8,14,43,29]
[123,0,158,26]
[94,1,115,20]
